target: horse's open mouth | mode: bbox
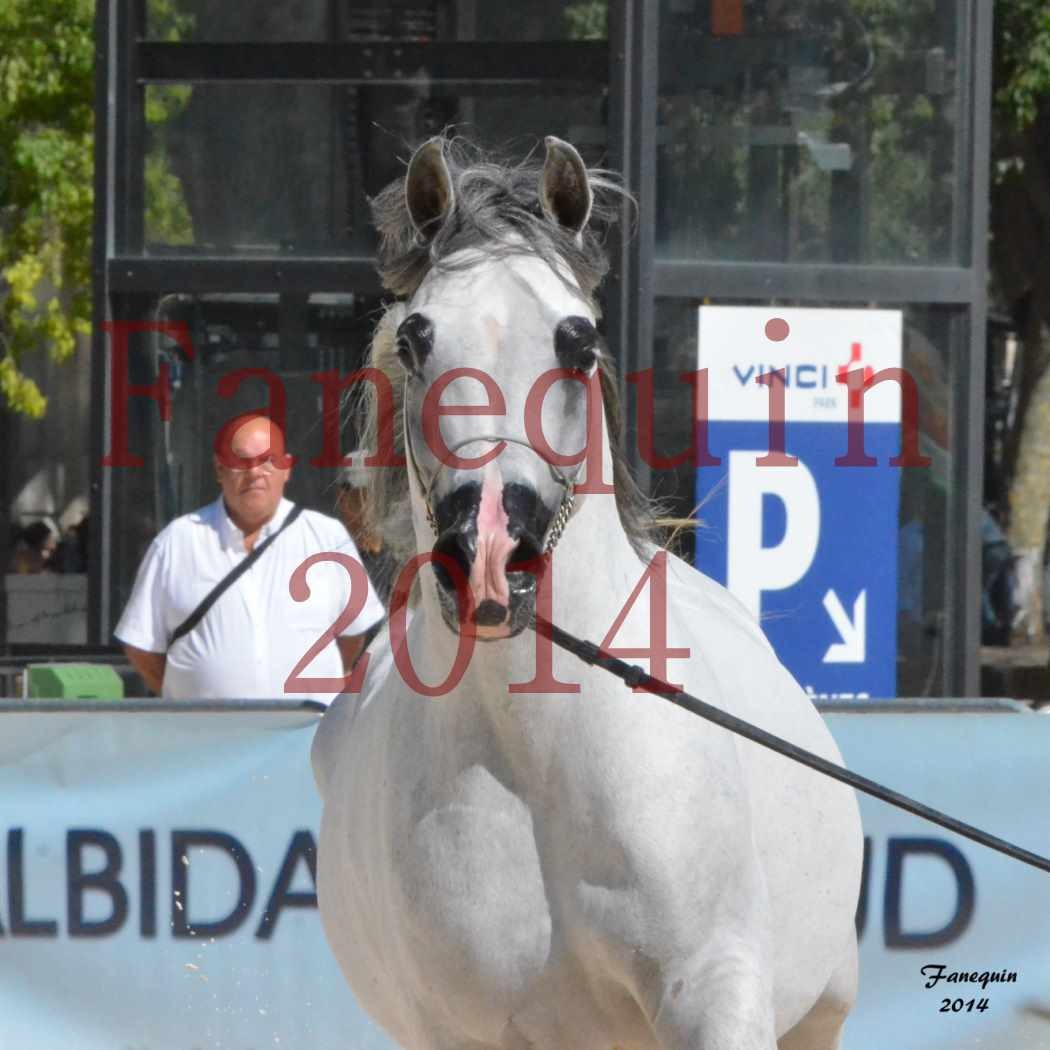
[428,471,557,640]
[432,533,545,640]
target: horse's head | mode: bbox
[381,136,614,640]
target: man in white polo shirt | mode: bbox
[116,412,384,703]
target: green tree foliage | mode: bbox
[644,0,958,264]
[0,0,193,419]
[991,0,1050,316]
[144,84,195,246]
[995,0,1050,132]
[0,0,95,417]
[564,0,607,41]
[144,0,195,246]
[853,0,953,262]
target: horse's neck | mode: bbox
[549,490,645,623]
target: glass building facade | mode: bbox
[91,0,991,696]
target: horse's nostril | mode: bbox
[473,600,507,626]
[432,529,474,592]
[507,535,544,571]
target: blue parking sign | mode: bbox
[694,307,904,699]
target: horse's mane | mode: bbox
[357,140,659,575]
[371,138,623,300]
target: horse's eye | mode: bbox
[395,312,434,377]
[395,335,416,374]
[554,316,601,374]
[572,346,598,374]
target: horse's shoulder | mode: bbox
[664,551,775,655]
[311,622,404,798]
[311,692,359,799]
[661,550,827,731]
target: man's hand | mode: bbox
[124,645,166,695]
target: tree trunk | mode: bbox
[1008,322,1050,639]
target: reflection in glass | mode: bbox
[142,79,606,254]
[146,0,605,43]
[657,0,965,265]
[110,292,384,614]
[140,1,608,253]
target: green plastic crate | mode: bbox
[27,664,124,700]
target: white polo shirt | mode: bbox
[115,498,385,704]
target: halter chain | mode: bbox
[405,425,578,556]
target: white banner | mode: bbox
[833,706,1050,1050]
[0,705,393,1050]
[1,703,1049,1050]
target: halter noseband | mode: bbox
[404,425,578,556]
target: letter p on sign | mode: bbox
[726,450,820,621]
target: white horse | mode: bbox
[313,137,863,1050]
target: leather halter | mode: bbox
[403,416,578,555]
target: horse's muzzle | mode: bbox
[431,481,549,639]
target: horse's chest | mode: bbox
[386,766,553,1007]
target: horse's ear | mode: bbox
[406,137,455,241]
[540,136,593,235]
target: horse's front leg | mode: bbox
[642,946,778,1050]
[624,854,778,1050]
[776,936,857,1050]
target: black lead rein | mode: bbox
[532,615,1050,876]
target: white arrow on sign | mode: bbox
[822,589,866,663]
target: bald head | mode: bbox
[214,412,289,469]
[214,413,292,539]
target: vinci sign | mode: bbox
[694,306,904,699]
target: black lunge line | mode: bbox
[532,615,1050,876]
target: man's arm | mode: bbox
[337,634,367,676]
[124,645,167,695]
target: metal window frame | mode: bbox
[605,0,659,496]
[91,0,617,645]
[91,0,992,699]
[137,40,608,86]
[654,262,978,305]
[88,0,115,644]
[948,0,993,697]
[108,257,383,294]
[632,0,992,698]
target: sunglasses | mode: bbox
[218,452,290,474]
